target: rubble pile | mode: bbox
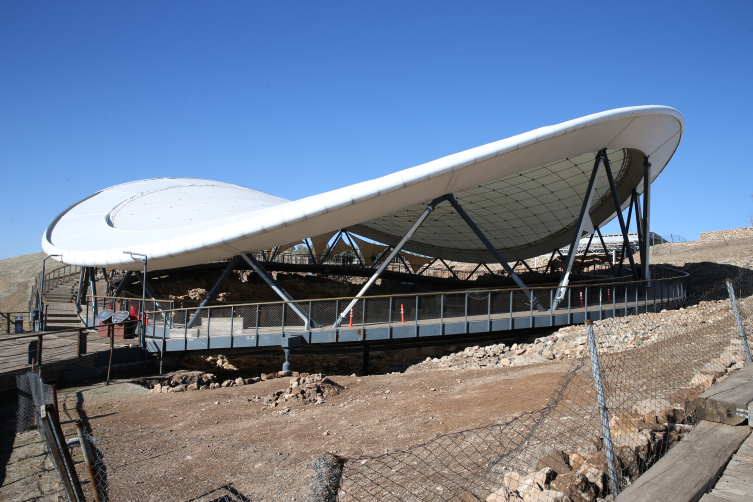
[141,369,317,393]
[248,373,345,408]
[487,394,697,502]
[407,299,746,373]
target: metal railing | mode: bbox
[137,265,688,349]
[1,311,33,334]
[28,265,84,311]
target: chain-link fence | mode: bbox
[17,269,753,501]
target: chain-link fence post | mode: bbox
[311,453,345,502]
[40,405,84,502]
[725,278,752,364]
[75,420,104,502]
[585,320,619,496]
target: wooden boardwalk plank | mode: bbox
[702,435,753,502]
[616,421,750,502]
[697,363,753,425]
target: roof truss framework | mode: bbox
[350,148,630,262]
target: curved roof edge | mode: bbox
[43,105,684,270]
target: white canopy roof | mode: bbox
[43,105,683,271]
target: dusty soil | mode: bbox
[56,363,568,459]
[649,235,753,297]
[0,252,46,315]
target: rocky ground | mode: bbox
[406,298,747,373]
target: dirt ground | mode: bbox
[650,236,753,297]
[0,252,46,315]
[55,362,568,459]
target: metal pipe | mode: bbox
[585,320,620,496]
[75,420,104,502]
[112,270,133,298]
[552,152,602,309]
[333,195,447,327]
[123,252,147,365]
[446,194,546,312]
[48,404,86,501]
[726,279,752,364]
[40,406,79,501]
[603,150,638,281]
[642,157,651,282]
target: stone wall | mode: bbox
[699,227,753,242]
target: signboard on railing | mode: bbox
[15,316,24,334]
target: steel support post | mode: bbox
[552,152,603,310]
[112,270,133,297]
[641,157,651,282]
[603,150,639,281]
[88,267,98,327]
[585,320,620,496]
[318,231,343,265]
[333,195,447,327]
[40,406,82,502]
[596,228,613,268]
[576,232,595,274]
[186,256,241,328]
[342,231,365,267]
[75,420,104,502]
[726,279,752,364]
[632,190,643,251]
[446,194,546,312]
[439,258,460,280]
[241,252,316,329]
[304,239,316,262]
[75,266,86,307]
[543,250,557,275]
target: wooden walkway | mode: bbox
[701,433,753,501]
[0,329,135,392]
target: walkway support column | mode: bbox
[112,270,133,298]
[333,195,447,328]
[88,267,98,325]
[641,156,651,282]
[603,149,639,281]
[186,256,242,329]
[552,151,602,311]
[446,194,546,312]
[241,252,317,329]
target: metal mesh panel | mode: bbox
[258,304,284,332]
[312,300,338,328]
[284,303,308,330]
[419,295,441,324]
[390,296,417,324]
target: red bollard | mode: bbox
[349,307,353,328]
[579,291,584,308]
[607,288,611,303]
[401,304,405,324]
[144,310,149,326]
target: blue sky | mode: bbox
[1,1,751,259]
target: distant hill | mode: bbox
[0,252,46,314]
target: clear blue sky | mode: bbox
[1,1,751,259]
